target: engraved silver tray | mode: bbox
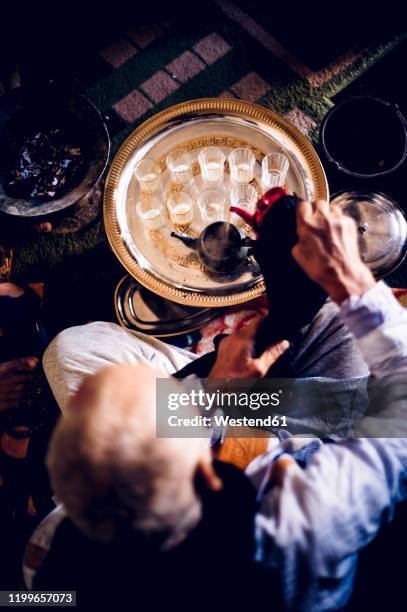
[114,275,225,336]
[104,99,328,307]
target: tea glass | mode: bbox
[134,158,161,194]
[198,189,227,224]
[167,191,194,227]
[136,194,164,230]
[261,152,289,189]
[198,147,225,183]
[230,184,257,224]
[229,148,256,184]
[167,149,194,184]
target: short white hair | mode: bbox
[47,364,209,548]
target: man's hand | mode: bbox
[208,316,289,379]
[292,200,376,304]
[0,357,38,413]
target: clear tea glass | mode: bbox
[166,149,193,184]
[230,184,258,211]
[198,189,227,223]
[261,152,289,189]
[229,148,255,184]
[230,184,257,225]
[167,191,194,227]
[134,158,161,194]
[136,194,164,230]
[198,147,225,183]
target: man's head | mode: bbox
[47,363,221,549]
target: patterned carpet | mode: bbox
[9,1,406,289]
[0,6,406,587]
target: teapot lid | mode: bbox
[331,191,407,278]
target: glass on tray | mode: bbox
[231,184,257,212]
[134,158,161,194]
[229,148,255,184]
[261,152,289,189]
[136,194,164,230]
[167,190,194,228]
[166,149,193,184]
[230,184,257,226]
[198,189,227,223]
[198,147,225,183]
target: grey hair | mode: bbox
[47,414,207,548]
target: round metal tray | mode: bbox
[104,99,328,307]
[115,275,225,337]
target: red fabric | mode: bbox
[194,288,407,355]
[194,296,267,355]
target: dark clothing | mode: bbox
[34,461,282,611]
[176,194,327,379]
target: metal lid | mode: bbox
[331,191,407,278]
[114,276,225,337]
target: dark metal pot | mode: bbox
[320,96,407,179]
[171,221,250,274]
[0,82,110,217]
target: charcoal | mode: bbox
[3,126,84,202]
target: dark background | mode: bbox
[1,1,405,83]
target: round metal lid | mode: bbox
[331,191,407,278]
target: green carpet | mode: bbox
[10,2,406,285]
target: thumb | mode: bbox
[295,200,312,226]
[197,460,223,492]
[255,339,290,374]
[240,315,267,341]
[291,243,308,270]
[0,357,39,374]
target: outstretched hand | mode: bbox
[208,316,289,380]
[0,357,39,413]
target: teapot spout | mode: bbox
[230,206,255,226]
[232,187,288,234]
[170,232,198,250]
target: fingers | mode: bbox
[330,203,342,217]
[10,374,36,384]
[291,243,301,263]
[0,357,38,374]
[0,400,19,412]
[295,200,313,225]
[239,315,267,340]
[271,455,296,485]
[0,376,33,412]
[296,199,331,224]
[0,395,29,411]
[0,282,24,298]
[312,199,330,213]
[1,378,32,393]
[197,460,223,492]
[33,222,52,233]
[253,339,290,376]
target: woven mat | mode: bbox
[8,4,405,284]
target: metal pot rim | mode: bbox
[320,96,407,179]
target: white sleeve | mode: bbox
[246,283,407,610]
[339,281,407,378]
